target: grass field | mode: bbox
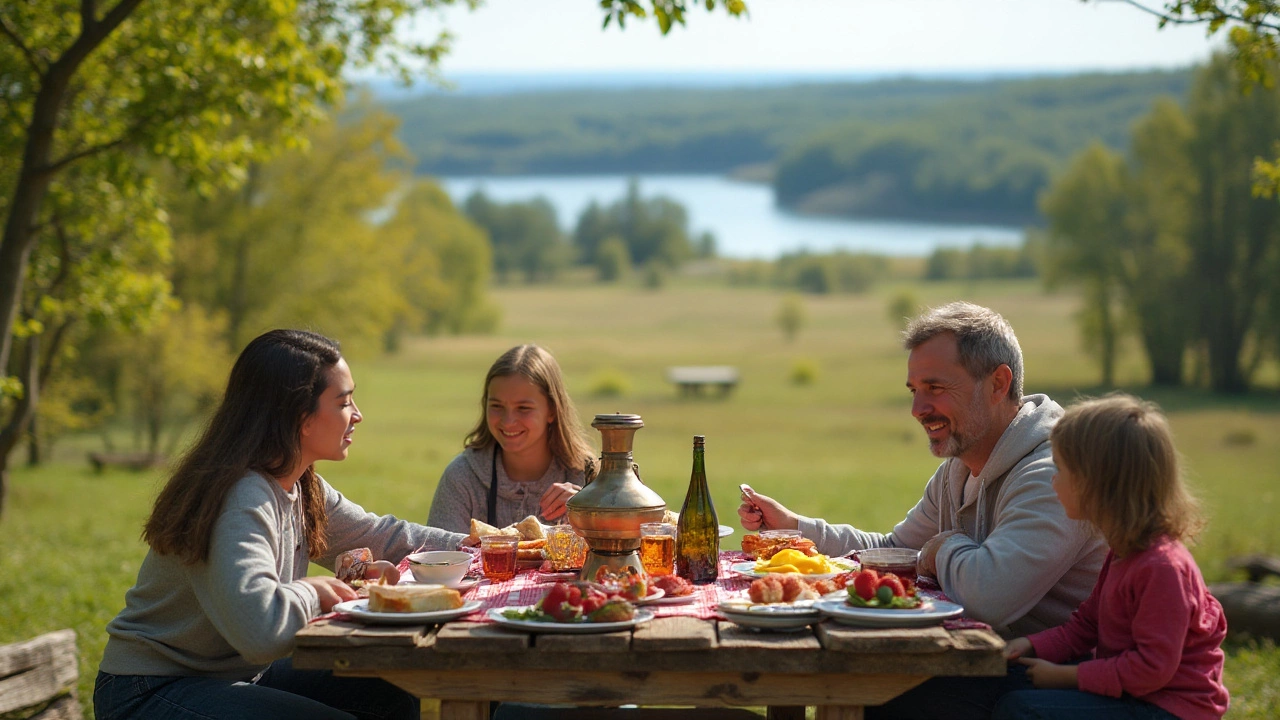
[2,278,1278,718]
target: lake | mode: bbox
[437,174,1025,259]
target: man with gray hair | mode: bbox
[740,301,1106,718]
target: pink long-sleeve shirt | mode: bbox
[1028,535,1229,720]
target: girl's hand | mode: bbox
[736,486,800,531]
[364,560,400,586]
[1003,637,1035,661]
[1018,658,1079,689]
[301,576,358,613]
[540,482,581,521]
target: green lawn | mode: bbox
[2,278,1277,717]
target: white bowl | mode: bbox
[406,550,472,586]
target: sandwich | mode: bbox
[467,515,548,545]
[367,584,463,613]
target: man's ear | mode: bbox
[989,364,1013,403]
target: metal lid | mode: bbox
[591,413,644,430]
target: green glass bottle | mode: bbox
[675,435,719,584]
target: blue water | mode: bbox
[437,174,1024,260]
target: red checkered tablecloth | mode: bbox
[335,549,990,631]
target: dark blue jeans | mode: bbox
[93,658,418,720]
[865,664,1035,720]
[992,690,1179,719]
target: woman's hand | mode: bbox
[736,486,800,531]
[1018,658,1078,689]
[301,576,358,613]
[1003,637,1035,661]
[540,482,581,521]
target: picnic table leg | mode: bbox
[438,699,489,720]
[767,706,806,720]
[815,705,864,720]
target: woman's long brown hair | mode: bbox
[1051,394,1204,557]
[465,344,595,472]
[142,329,342,564]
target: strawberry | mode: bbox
[852,568,880,601]
[579,585,609,615]
[877,574,906,598]
[540,583,584,622]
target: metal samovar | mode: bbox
[566,413,667,581]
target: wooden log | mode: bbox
[1210,582,1280,640]
[1226,555,1280,583]
[0,629,80,716]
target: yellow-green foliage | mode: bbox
[3,280,1277,717]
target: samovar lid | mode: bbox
[591,413,644,429]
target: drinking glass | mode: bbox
[545,524,588,571]
[480,534,519,581]
[640,522,676,576]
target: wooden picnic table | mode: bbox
[666,366,739,397]
[293,584,1006,719]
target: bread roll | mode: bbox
[468,518,517,545]
[367,584,463,613]
[515,515,546,540]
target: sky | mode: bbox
[384,0,1224,78]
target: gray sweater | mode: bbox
[798,394,1107,638]
[427,446,587,533]
[100,471,465,679]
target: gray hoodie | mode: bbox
[427,446,587,533]
[799,394,1107,638]
[100,472,465,679]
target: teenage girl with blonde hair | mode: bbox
[996,394,1229,719]
[428,344,595,533]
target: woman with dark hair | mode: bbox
[94,329,464,720]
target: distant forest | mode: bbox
[381,70,1192,225]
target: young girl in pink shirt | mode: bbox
[995,394,1229,720]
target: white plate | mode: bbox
[719,525,735,538]
[730,557,858,581]
[645,591,698,606]
[487,607,655,634]
[814,597,964,628]
[718,601,822,631]
[630,587,667,606]
[333,599,481,625]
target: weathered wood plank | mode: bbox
[296,620,425,647]
[717,622,820,650]
[0,630,79,715]
[28,695,83,720]
[632,617,717,651]
[434,622,530,653]
[814,706,864,720]
[439,699,489,720]
[535,630,631,653]
[380,669,927,707]
[816,625,952,653]
[947,629,1004,652]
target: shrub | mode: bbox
[790,358,820,386]
[589,369,631,397]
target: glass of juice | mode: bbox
[480,535,519,581]
[640,522,676,576]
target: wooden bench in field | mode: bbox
[666,366,739,397]
[1210,554,1280,641]
[0,629,82,720]
[87,451,165,473]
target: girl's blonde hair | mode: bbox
[1051,394,1204,556]
[465,344,595,472]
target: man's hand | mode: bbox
[1003,637,1035,661]
[301,576,358,613]
[540,482,581,521]
[917,529,963,578]
[1018,658,1078,689]
[737,485,800,531]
